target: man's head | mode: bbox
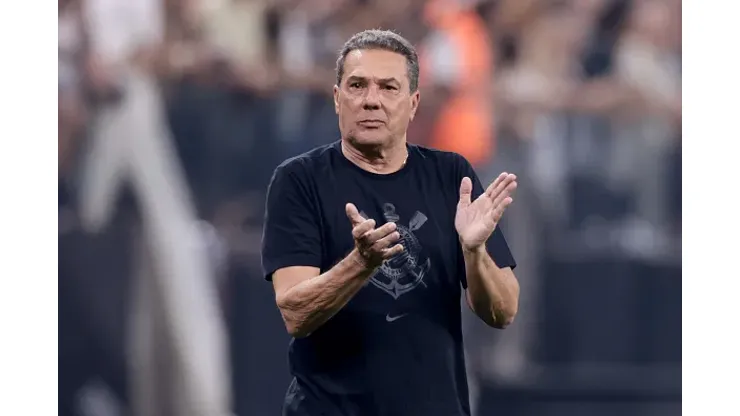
[334,30,421,149]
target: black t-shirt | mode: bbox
[261,141,516,416]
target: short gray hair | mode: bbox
[335,29,420,92]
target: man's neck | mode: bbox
[341,138,408,175]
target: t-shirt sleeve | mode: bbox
[455,155,517,289]
[261,163,323,281]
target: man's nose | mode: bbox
[362,85,381,110]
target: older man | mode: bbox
[262,29,520,416]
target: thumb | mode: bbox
[458,177,473,208]
[345,203,364,225]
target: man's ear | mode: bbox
[409,89,420,121]
[333,85,340,115]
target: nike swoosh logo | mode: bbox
[385,313,408,322]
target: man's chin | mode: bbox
[348,132,391,147]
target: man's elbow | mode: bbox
[469,292,518,329]
[490,275,520,329]
[490,307,517,329]
[276,295,313,338]
[481,301,518,329]
[279,310,313,338]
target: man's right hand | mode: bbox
[346,203,404,269]
[270,203,405,338]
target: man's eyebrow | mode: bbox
[377,77,400,84]
[346,76,400,84]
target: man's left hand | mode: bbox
[455,172,517,251]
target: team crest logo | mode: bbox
[362,203,431,299]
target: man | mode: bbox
[262,29,520,416]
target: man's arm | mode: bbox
[270,203,402,338]
[463,246,520,329]
[455,166,520,329]
[272,249,373,338]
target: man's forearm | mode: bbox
[276,249,374,338]
[463,245,520,328]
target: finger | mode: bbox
[361,222,397,245]
[485,172,508,197]
[492,179,518,208]
[371,231,401,251]
[488,196,513,224]
[382,243,405,259]
[458,177,473,208]
[489,173,517,201]
[352,218,376,239]
[345,203,366,226]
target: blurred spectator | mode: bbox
[612,0,681,236]
[419,0,495,167]
[272,0,346,154]
[64,1,232,416]
[59,0,87,176]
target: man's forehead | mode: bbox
[344,49,407,81]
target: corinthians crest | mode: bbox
[362,203,431,299]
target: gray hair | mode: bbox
[335,29,420,92]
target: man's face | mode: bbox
[334,49,420,148]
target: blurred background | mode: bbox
[58,0,682,415]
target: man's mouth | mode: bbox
[358,120,384,127]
